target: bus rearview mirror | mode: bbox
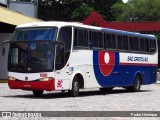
[2,40,10,56]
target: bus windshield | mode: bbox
[13,27,57,41]
[8,41,54,73]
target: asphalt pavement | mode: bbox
[0,81,160,120]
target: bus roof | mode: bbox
[16,21,156,39]
[16,21,101,29]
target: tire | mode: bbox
[32,90,44,97]
[99,87,113,93]
[126,75,141,92]
[69,76,79,97]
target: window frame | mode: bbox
[139,37,149,53]
[104,33,117,51]
[90,30,104,50]
[73,27,89,49]
[128,36,140,53]
[117,34,129,51]
[72,26,157,55]
[149,38,157,54]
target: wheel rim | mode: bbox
[135,77,141,90]
[74,82,79,93]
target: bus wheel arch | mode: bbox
[69,73,84,97]
[75,73,84,89]
[71,73,84,89]
[136,72,143,84]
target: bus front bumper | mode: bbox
[8,79,55,91]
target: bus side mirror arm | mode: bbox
[2,40,10,56]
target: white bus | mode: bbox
[2,22,158,97]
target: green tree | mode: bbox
[71,3,94,21]
[81,0,123,21]
[112,0,160,21]
[38,0,85,21]
[38,0,122,21]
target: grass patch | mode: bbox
[0,80,7,83]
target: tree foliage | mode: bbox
[112,0,160,21]
[71,3,94,21]
[38,0,122,21]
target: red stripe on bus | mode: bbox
[8,79,55,91]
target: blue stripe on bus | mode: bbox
[93,50,157,88]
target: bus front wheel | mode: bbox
[69,76,79,97]
[32,90,44,97]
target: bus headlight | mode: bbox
[39,77,53,81]
[8,76,16,80]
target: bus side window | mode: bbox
[58,27,72,51]
[84,30,88,47]
[112,34,116,49]
[55,45,65,70]
[134,37,139,51]
[123,36,128,50]
[75,28,88,47]
[117,35,128,51]
[77,29,85,47]
[91,31,98,48]
[58,27,72,68]
[140,38,149,52]
[98,32,103,49]
[89,30,92,48]
[149,39,156,53]
[129,37,139,51]
[105,33,112,49]
[129,37,134,51]
[117,35,123,50]
[105,33,116,50]
[74,28,77,46]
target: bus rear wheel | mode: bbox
[126,75,141,92]
[32,90,44,97]
[69,76,79,97]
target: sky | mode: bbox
[122,0,128,3]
